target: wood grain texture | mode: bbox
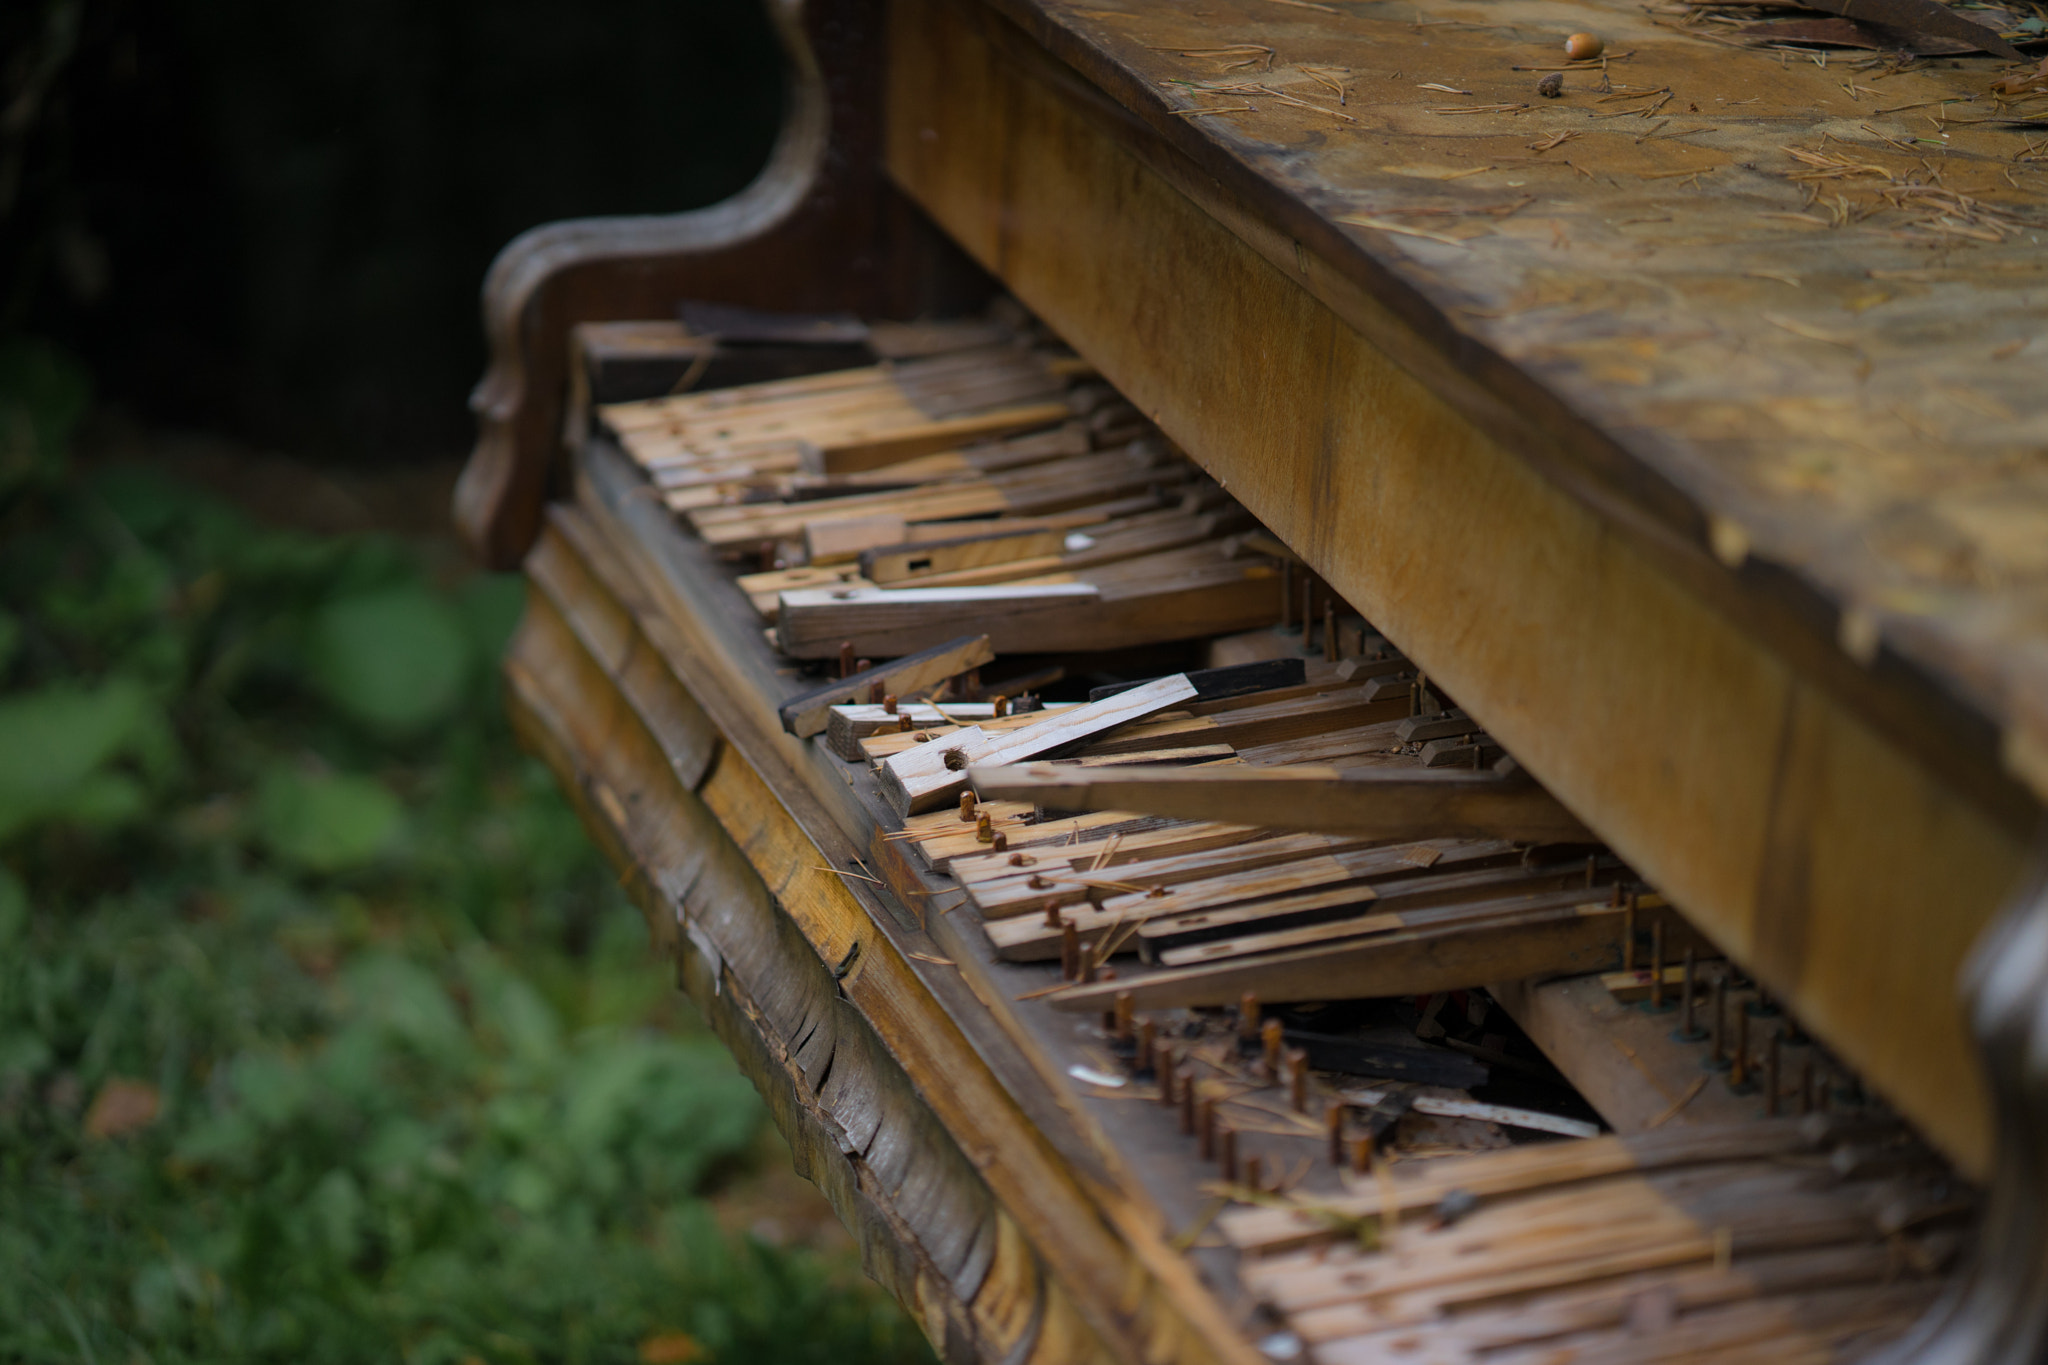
[941,0,2048,824]
[970,763,1595,842]
[884,0,2033,1176]
[504,591,1039,1364]
[457,0,989,570]
[537,481,1269,1365]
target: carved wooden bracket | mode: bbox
[1870,831,2048,1365]
[457,0,988,569]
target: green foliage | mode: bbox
[0,346,932,1364]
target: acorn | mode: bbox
[1564,31,1604,60]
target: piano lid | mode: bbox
[930,0,2048,815]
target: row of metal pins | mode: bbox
[1632,907,1844,1118]
[1276,560,1348,663]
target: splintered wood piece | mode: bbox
[776,548,1280,659]
[824,698,1075,761]
[861,526,1067,583]
[1339,1086,1600,1139]
[775,633,994,737]
[801,401,1075,475]
[965,763,1594,842]
[778,584,1102,659]
[804,515,912,565]
[982,838,1519,954]
[1045,899,1654,1011]
[690,446,1186,546]
[1143,859,1624,961]
[1072,686,1409,757]
[982,840,1559,962]
[912,809,1172,873]
[737,565,865,621]
[970,828,1378,928]
[1306,1242,1931,1359]
[858,707,1098,762]
[876,673,1199,816]
[1216,1119,1823,1255]
[1155,871,1630,965]
[947,819,1265,883]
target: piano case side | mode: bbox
[457,0,987,571]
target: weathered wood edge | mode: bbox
[458,0,988,571]
[950,0,2040,833]
[563,442,1270,1365]
[504,586,1058,1363]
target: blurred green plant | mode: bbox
[0,345,932,1365]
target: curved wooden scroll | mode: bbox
[1871,835,2048,1365]
[458,0,988,569]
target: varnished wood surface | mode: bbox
[957,0,2048,815]
[457,0,988,570]
[883,0,2036,1175]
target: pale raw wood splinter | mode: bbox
[968,762,1595,843]
[1046,897,1686,1013]
[776,632,994,738]
[877,672,1199,817]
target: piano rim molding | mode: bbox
[501,606,1067,1365]
[520,483,1272,1365]
[459,0,826,569]
[458,0,992,574]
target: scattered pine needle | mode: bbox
[1338,214,1476,245]
[1646,1075,1709,1129]
[809,865,884,884]
[1764,312,1861,348]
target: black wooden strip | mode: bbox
[1087,657,1305,705]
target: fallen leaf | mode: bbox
[638,1333,704,1365]
[83,1077,161,1140]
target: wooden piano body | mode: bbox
[458,1,2048,1359]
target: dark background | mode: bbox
[5,0,786,465]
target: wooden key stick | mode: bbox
[968,764,1595,844]
[1326,1103,1346,1165]
[879,672,1197,816]
[1261,1018,1285,1080]
[958,792,977,822]
[778,633,995,737]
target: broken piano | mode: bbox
[459,1,2048,1362]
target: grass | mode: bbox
[0,339,935,1365]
